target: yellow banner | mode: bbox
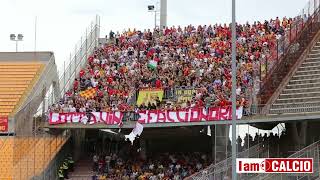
[175,88,197,103]
[137,88,164,106]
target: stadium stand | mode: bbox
[50,17,294,114]
[4,0,319,179]
[43,11,320,179]
[0,62,44,116]
[0,52,71,180]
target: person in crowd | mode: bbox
[91,151,211,179]
[58,166,64,180]
[50,17,295,115]
[93,154,99,172]
[67,156,74,172]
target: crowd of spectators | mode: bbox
[50,17,294,114]
[237,132,282,151]
[236,130,287,157]
[92,152,211,180]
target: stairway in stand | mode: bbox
[69,158,93,180]
[270,41,320,114]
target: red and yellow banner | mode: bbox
[79,88,96,99]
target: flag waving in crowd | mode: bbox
[79,88,96,99]
[147,60,158,70]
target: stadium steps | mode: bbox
[0,62,44,117]
[270,41,320,114]
[68,158,93,180]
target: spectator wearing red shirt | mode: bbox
[73,79,79,92]
[155,79,162,88]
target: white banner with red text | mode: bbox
[48,106,243,125]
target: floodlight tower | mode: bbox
[148,0,167,29]
[10,34,23,52]
[160,0,167,29]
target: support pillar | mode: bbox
[213,125,230,163]
[72,129,86,161]
[285,121,308,153]
[160,0,167,29]
[140,138,147,160]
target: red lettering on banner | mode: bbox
[68,113,76,123]
[94,112,102,123]
[157,110,166,123]
[0,116,8,132]
[190,108,201,122]
[166,110,175,123]
[138,111,147,124]
[73,113,85,123]
[48,106,243,126]
[207,107,218,121]
[199,108,208,121]
[176,109,187,122]
[219,107,231,120]
[58,113,68,123]
[100,112,108,124]
[147,110,157,124]
[89,113,97,124]
[112,112,123,125]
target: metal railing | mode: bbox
[13,55,56,135]
[56,15,100,99]
[243,103,320,116]
[258,0,320,105]
[250,140,320,180]
[186,143,268,180]
[10,132,71,180]
[0,15,97,180]
[31,134,72,180]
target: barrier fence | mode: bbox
[0,16,99,180]
[57,15,100,99]
[12,132,71,180]
[249,140,320,180]
[185,143,269,180]
[260,0,320,86]
[258,0,320,105]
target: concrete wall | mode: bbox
[11,52,60,135]
[0,52,53,63]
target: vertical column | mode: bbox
[140,137,147,160]
[52,80,61,103]
[72,129,86,161]
[214,124,230,163]
[160,0,167,29]
[211,125,215,160]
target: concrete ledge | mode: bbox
[41,112,320,129]
[0,52,54,63]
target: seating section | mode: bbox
[51,17,297,114]
[0,62,44,117]
[0,136,68,180]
